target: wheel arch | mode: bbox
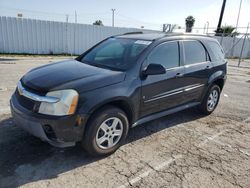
[84,98,135,130]
[208,70,226,90]
[212,78,225,90]
[200,71,225,102]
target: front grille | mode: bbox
[15,89,40,112]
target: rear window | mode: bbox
[183,40,207,65]
[207,41,225,61]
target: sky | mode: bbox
[0,0,249,33]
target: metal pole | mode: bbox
[66,14,69,23]
[111,9,115,27]
[74,11,77,56]
[163,24,166,32]
[238,23,250,67]
[65,14,69,55]
[206,21,209,35]
[203,23,206,34]
[235,0,243,33]
[220,29,225,45]
[232,0,243,57]
[216,0,227,32]
[75,11,77,24]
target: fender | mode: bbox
[89,97,134,114]
[207,70,225,86]
[200,70,225,102]
[79,96,136,123]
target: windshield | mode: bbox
[80,38,151,71]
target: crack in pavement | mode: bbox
[117,155,182,188]
[116,120,250,188]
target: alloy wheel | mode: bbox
[207,89,219,111]
[95,117,124,149]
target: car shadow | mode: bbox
[0,108,204,188]
[0,58,19,61]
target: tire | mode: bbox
[199,84,221,115]
[82,106,129,156]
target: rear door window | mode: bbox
[183,41,207,65]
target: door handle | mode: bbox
[175,73,184,78]
[205,65,212,70]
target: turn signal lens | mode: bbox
[68,95,79,115]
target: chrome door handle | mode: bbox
[205,65,212,69]
[175,73,184,78]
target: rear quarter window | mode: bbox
[207,41,225,61]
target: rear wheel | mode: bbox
[199,84,221,115]
[82,106,129,156]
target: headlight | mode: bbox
[39,89,79,116]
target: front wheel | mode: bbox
[82,106,129,156]
[199,84,221,115]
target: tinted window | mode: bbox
[81,38,150,71]
[207,41,225,61]
[95,42,124,60]
[183,41,207,65]
[148,42,179,69]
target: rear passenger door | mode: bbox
[181,40,213,103]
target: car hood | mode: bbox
[21,59,126,93]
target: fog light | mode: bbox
[43,124,56,140]
[43,124,53,133]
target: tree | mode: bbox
[185,16,195,33]
[93,20,104,26]
[215,26,238,37]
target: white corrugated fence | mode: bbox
[0,16,249,58]
[0,16,142,55]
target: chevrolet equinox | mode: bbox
[11,32,227,156]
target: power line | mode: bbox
[0,7,110,17]
[116,13,162,26]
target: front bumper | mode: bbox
[10,94,87,147]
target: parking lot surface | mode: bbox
[0,56,249,188]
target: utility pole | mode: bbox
[204,21,210,34]
[74,11,77,56]
[203,23,206,34]
[216,0,227,33]
[75,11,77,24]
[238,22,249,67]
[65,14,69,23]
[235,0,243,33]
[111,9,115,27]
[65,14,69,55]
[231,0,243,56]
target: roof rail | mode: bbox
[181,33,213,38]
[109,31,143,38]
[123,31,143,35]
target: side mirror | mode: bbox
[142,64,166,76]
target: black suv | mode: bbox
[11,32,227,156]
